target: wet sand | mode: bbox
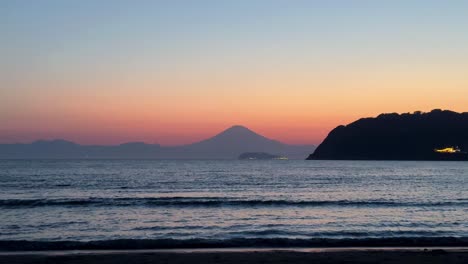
[1,248,468,264]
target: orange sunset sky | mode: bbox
[1,1,468,146]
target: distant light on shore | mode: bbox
[434,147,460,154]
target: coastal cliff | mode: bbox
[307,109,468,160]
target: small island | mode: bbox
[238,152,288,160]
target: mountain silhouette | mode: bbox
[307,109,468,160]
[186,125,285,154]
[167,125,314,159]
[0,126,314,159]
[195,125,280,147]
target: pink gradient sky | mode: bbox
[2,1,468,146]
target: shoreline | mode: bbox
[2,247,468,264]
[2,237,467,251]
[1,246,468,255]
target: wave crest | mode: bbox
[1,237,467,251]
[1,197,467,208]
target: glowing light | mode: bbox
[434,147,460,154]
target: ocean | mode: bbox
[0,160,467,250]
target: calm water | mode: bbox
[0,160,467,248]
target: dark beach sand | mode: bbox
[1,248,468,264]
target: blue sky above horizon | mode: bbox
[2,0,468,145]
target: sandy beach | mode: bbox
[1,248,468,264]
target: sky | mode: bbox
[1,0,468,146]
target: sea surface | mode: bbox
[0,160,467,249]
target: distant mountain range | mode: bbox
[307,109,468,161]
[0,125,315,159]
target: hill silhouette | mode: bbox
[307,109,468,160]
[0,126,315,159]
